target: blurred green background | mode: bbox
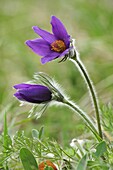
[0,0,113,146]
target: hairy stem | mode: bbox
[70,56,103,139]
[62,98,101,142]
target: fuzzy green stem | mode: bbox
[62,98,101,142]
[70,56,103,139]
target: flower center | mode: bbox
[51,40,66,52]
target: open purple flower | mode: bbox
[13,83,52,104]
[25,16,71,64]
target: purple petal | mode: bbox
[32,26,56,43]
[59,48,69,58]
[19,85,52,103]
[41,52,59,64]
[14,83,32,90]
[25,38,51,56]
[14,92,25,101]
[51,16,70,47]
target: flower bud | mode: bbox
[13,83,52,104]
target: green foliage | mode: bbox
[0,117,113,170]
[101,104,113,135]
[76,154,88,170]
[38,126,44,140]
[0,125,75,169]
[32,129,39,139]
[94,141,107,158]
[20,148,38,170]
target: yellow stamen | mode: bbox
[51,40,66,52]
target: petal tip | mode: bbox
[13,93,17,97]
[32,26,40,33]
[25,40,30,46]
[32,26,37,30]
[13,85,18,89]
[51,15,57,20]
[50,15,56,24]
[41,58,46,64]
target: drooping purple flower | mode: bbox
[25,16,71,64]
[13,83,52,104]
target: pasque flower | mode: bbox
[26,16,71,64]
[13,83,52,104]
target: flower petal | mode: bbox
[19,85,52,103]
[32,26,56,43]
[25,38,51,56]
[14,92,25,101]
[51,16,70,47]
[59,48,69,58]
[14,83,32,89]
[41,52,59,64]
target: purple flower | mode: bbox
[25,16,71,64]
[13,83,52,104]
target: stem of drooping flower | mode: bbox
[62,98,101,142]
[70,55,103,139]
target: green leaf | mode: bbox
[39,126,44,139]
[3,113,12,169]
[20,148,38,170]
[77,154,88,170]
[95,141,107,157]
[4,113,8,150]
[4,135,12,147]
[32,129,39,139]
[3,113,12,150]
